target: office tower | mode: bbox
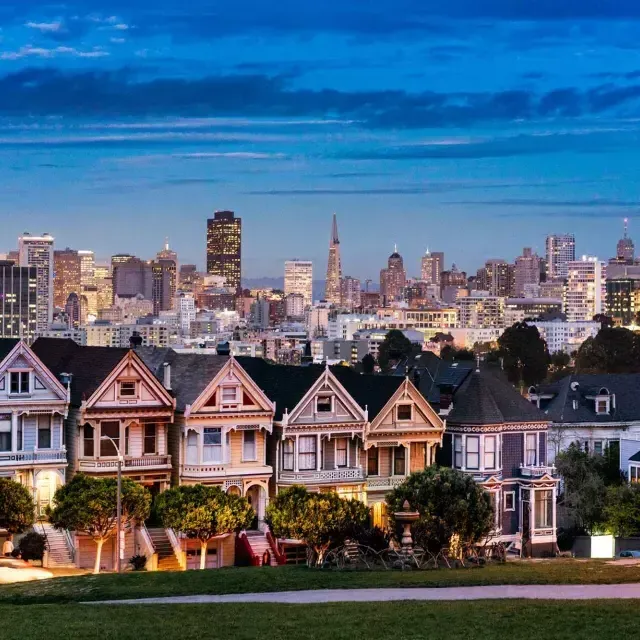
[112,256,153,301]
[53,248,81,308]
[606,277,640,326]
[78,250,96,288]
[284,259,313,308]
[285,293,305,319]
[546,234,576,280]
[480,259,514,297]
[65,292,81,329]
[341,276,362,310]
[380,247,407,304]
[616,218,635,262]
[206,211,242,292]
[151,260,173,314]
[94,264,113,311]
[18,232,54,332]
[156,238,178,303]
[0,261,37,341]
[514,248,542,297]
[420,250,444,286]
[564,256,606,322]
[324,214,342,304]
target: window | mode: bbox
[466,436,479,470]
[221,387,238,403]
[596,399,608,414]
[367,447,379,476]
[504,491,515,511]
[631,466,640,484]
[298,436,317,470]
[119,381,136,398]
[243,430,257,461]
[454,435,463,468]
[593,440,603,456]
[144,424,156,455]
[282,439,294,471]
[0,417,10,452]
[316,397,332,413]
[100,422,120,457]
[83,425,94,457]
[336,438,348,467]
[393,446,406,476]
[37,415,51,449]
[525,433,537,466]
[484,436,496,469]
[9,371,30,395]
[186,431,198,464]
[397,405,412,421]
[203,428,222,463]
[534,490,553,529]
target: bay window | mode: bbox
[0,417,10,452]
[144,424,157,455]
[367,447,379,476]
[243,430,257,461]
[37,415,51,449]
[282,439,294,471]
[393,446,406,476]
[336,438,348,467]
[484,436,496,469]
[298,436,317,470]
[83,424,94,457]
[453,435,462,468]
[525,433,537,466]
[534,490,553,529]
[466,436,479,470]
[100,422,120,457]
[203,428,222,463]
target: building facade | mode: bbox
[514,248,541,298]
[420,251,444,287]
[0,261,37,341]
[284,260,313,308]
[563,257,606,322]
[324,214,342,305]
[207,211,242,292]
[546,234,576,281]
[380,249,407,304]
[53,248,81,309]
[19,233,54,333]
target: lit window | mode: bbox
[397,405,412,421]
[631,466,640,484]
[243,430,257,461]
[466,436,479,470]
[119,381,136,398]
[336,438,348,467]
[525,433,537,466]
[316,397,332,413]
[9,371,30,395]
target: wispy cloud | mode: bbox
[0,45,109,60]
[25,21,64,33]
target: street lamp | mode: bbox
[100,435,123,574]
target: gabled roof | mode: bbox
[419,358,475,405]
[32,338,130,405]
[447,369,548,425]
[0,339,20,365]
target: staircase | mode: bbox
[245,531,279,566]
[147,528,182,571]
[39,523,75,568]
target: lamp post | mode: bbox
[100,435,123,574]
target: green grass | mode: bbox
[1,560,640,605]
[0,601,638,640]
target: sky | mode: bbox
[2,1,640,280]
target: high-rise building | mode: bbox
[606,277,640,326]
[380,247,407,304]
[18,232,54,332]
[78,250,96,288]
[341,276,362,310]
[420,250,444,286]
[94,264,113,311]
[112,257,152,302]
[616,218,635,262]
[285,293,305,319]
[284,259,313,308]
[564,256,606,322]
[324,214,342,304]
[479,259,514,297]
[65,292,81,329]
[53,248,81,308]
[514,248,542,297]
[156,239,178,304]
[546,234,576,280]
[0,260,37,341]
[151,260,173,314]
[206,211,242,292]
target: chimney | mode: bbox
[163,363,171,390]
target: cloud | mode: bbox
[0,45,109,60]
[448,198,640,207]
[25,21,63,33]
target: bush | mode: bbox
[129,554,147,571]
[351,527,391,553]
[17,532,46,562]
[556,527,578,552]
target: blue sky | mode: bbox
[2,1,640,279]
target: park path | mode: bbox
[89,583,640,605]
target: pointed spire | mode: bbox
[624,218,629,239]
[331,213,339,245]
[394,243,398,254]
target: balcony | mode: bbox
[279,467,365,485]
[0,450,67,467]
[366,475,407,491]
[520,464,556,478]
[181,463,272,479]
[78,455,171,472]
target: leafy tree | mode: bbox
[604,484,640,537]
[550,351,571,369]
[497,322,549,387]
[266,486,369,565]
[0,478,35,534]
[17,532,46,562]
[47,473,151,574]
[440,345,475,361]
[386,467,494,553]
[593,314,614,329]
[361,353,376,374]
[377,329,414,372]
[575,327,640,374]
[156,484,253,570]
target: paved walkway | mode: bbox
[90,583,640,605]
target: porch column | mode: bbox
[405,443,410,476]
[11,412,18,453]
[316,434,321,471]
[425,443,431,467]
[294,435,299,472]
[346,437,350,468]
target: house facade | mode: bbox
[0,339,69,515]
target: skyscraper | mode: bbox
[206,211,242,292]
[380,247,407,304]
[156,238,178,303]
[546,234,576,280]
[0,260,37,341]
[564,256,606,322]
[341,276,362,310]
[482,259,514,297]
[78,250,96,288]
[616,218,635,262]
[420,250,444,286]
[53,248,81,308]
[94,264,113,311]
[112,256,152,301]
[284,259,313,307]
[324,213,342,304]
[18,233,54,333]
[514,248,542,298]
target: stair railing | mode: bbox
[264,526,287,565]
[165,528,186,570]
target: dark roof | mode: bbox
[447,369,548,425]
[0,339,19,363]
[32,338,129,405]
[536,374,640,424]
[630,451,640,463]
[418,358,475,405]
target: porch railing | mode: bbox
[366,475,407,490]
[279,467,365,483]
[78,455,171,471]
[519,464,556,478]
[0,450,67,465]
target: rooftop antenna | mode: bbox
[624,218,629,239]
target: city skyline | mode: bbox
[3,2,640,275]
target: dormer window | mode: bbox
[596,399,609,415]
[221,386,239,403]
[119,381,137,398]
[9,371,30,395]
[397,405,412,421]
[316,396,332,413]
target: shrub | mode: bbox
[129,554,147,571]
[17,532,46,562]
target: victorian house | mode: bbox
[437,366,558,557]
[0,339,69,516]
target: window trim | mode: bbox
[143,423,157,455]
[453,434,463,469]
[396,404,413,421]
[335,438,348,468]
[525,432,538,466]
[315,396,333,414]
[221,386,239,404]
[484,435,496,470]
[504,491,516,512]
[203,427,223,463]
[36,415,52,450]
[393,445,407,476]
[242,429,257,462]
[298,435,317,470]
[367,446,379,476]
[9,370,31,396]
[282,439,294,471]
[465,435,480,470]
[118,380,137,399]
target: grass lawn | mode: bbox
[0,601,638,640]
[1,560,640,604]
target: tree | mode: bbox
[386,467,494,553]
[440,345,475,361]
[0,478,35,534]
[47,473,151,574]
[575,327,640,374]
[604,484,640,537]
[266,486,370,565]
[377,329,414,372]
[497,322,549,387]
[156,484,253,570]
[593,314,614,329]
[361,353,376,374]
